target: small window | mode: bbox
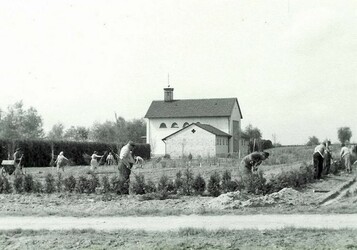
[183,122,189,128]
[171,122,179,128]
[159,123,167,128]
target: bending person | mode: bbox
[240,151,270,177]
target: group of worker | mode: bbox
[313,141,355,179]
[52,141,138,194]
[239,140,356,181]
[10,140,355,195]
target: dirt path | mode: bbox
[1,214,357,231]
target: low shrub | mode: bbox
[0,176,12,194]
[144,179,157,193]
[13,175,24,193]
[23,174,34,193]
[157,174,175,194]
[182,168,194,195]
[221,170,232,193]
[33,180,43,193]
[44,173,56,194]
[76,176,88,193]
[111,176,129,195]
[101,175,111,193]
[87,172,100,194]
[243,170,267,195]
[56,173,63,193]
[131,174,146,195]
[64,175,76,193]
[267,163,314,193]
[174,171,183,194]
[207,171,221,197]
[192,174,206,195]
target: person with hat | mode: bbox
[90,151,103,171]
[118,141,136,194]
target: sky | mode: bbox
[0,0,356,145]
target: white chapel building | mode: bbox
[144,87,243,158]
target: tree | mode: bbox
[306,136,319,146]
[337,127,352,144]
[241,124,262,140]
[262,139,273,150]
[47,123,65,140]
[89,121,118,143]
[0,101,44,139]
[64,126,89,141]
[89,116,146,144]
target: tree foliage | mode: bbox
[64,126,89,141]
[306,136,319,146]
[89,116,146,144]
[0,101,44,139]
[241,124,262,141]
[337,127,352,144]
[47,123,65,140]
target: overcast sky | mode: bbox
[0,0,356,145]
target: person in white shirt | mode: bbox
[313,141,329,179]
[90,151,103,171]
[340,144,351,174]
[106,152,115,165]
[118,141,136,194]
[55,151,69,172]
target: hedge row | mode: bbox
[0,139,150,168]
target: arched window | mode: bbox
[159,123,167,128]
[171,122,179,128]
[183,122,189,128]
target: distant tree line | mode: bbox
[0,101,146,144]
[306,127,353,146]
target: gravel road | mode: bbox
[1,214,357,231]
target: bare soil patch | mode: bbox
[1,228,357,250]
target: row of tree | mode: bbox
[306,127,353,146]
[0,101,146,144]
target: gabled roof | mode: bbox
[145,98,243,119]
[162,123,231,141]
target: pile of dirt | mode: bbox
[208,188,303,209]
